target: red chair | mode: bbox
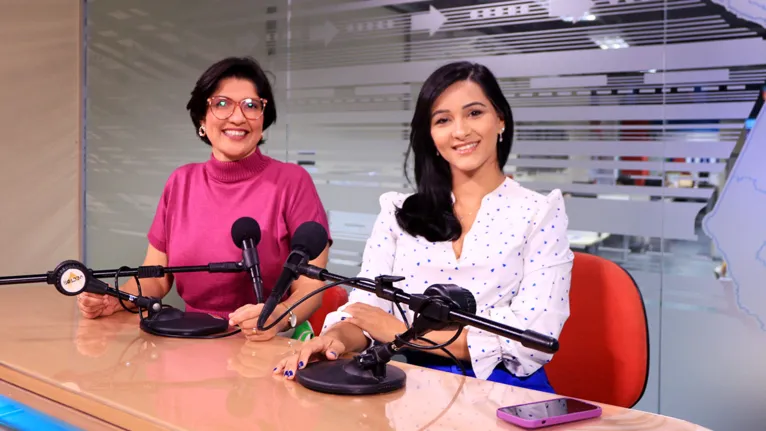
[308,286,348,334]
[544,252,649,408]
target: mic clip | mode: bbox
[284,249,310,274]
[373,275,405,302]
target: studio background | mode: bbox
[7,1,757,430]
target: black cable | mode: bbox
[258,277,366,332]
[397,327,464,351]
[114,266,139,314]
[395,301,410,327]
[395,295,465,350]
[393,300,466,375]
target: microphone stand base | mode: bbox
[296,359,406,395]
[139,309,231,337]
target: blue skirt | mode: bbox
[401,350,555,394]
[425,362,555,393]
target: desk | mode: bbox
[1,285,707,430]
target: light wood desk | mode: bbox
[1,285,707,430]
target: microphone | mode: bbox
[263,222,560,395]
[0,259,247,339]
[256,221,328,331]
[231,217,265,304]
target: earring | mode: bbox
[499,133,503,142]
[436,150,441,157]
[198,125,206,137]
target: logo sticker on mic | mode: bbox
[60,269,86,293]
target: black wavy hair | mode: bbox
[186,56,277,146]
[395,61,513,242]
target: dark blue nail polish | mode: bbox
[340,317,346,321]
[273,367,277,371]
[298,361,304,368]
[288,371,293,376]
[284,371,288,376]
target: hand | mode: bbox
[272,334,347,380]
[77,292,122,319]
[343,303,407,343]
[229,303,286,342]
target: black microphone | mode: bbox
[231,217,264,304]
[256,221,328,331]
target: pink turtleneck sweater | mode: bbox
[147,149,330,317]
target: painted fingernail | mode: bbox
[328,351,337,358]
[298,361,304,368]
[288,371,294,377]
[340,317,346,321]
[273,367,277,372]
[284,371,289,376]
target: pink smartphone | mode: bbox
[496,397,602,428]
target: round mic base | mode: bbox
[140,309,231,337]
[296,358,406,395]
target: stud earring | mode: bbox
[198,126,206,137]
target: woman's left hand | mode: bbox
[343,303,407,343]
[229,303,285,342]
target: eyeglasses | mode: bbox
[207,96,268,121]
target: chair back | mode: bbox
[308,286,349,334]
[545,252,649,408]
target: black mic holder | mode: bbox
[294,266,560,395]
[0,259,245,338]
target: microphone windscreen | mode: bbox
[231,217,262,249]
[292,221,328,260]
[424,284,477,314]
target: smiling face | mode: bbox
[429,80,505,176]
[201,77,266,162]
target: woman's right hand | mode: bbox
[77,292,122,319]
[273,334,348,380]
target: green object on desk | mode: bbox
[291,320,314,341]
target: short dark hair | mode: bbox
[395,61,513,243]
[186,56,277,146]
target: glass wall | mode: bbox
[85,1,766,429]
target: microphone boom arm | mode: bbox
[0,261,243,286]
[299,265,559,354]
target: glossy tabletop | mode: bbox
[0,285,708,430]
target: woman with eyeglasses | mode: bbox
[76,57,330,342]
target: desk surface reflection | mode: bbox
[0,285,708,430]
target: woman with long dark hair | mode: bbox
[274,61,574,392]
